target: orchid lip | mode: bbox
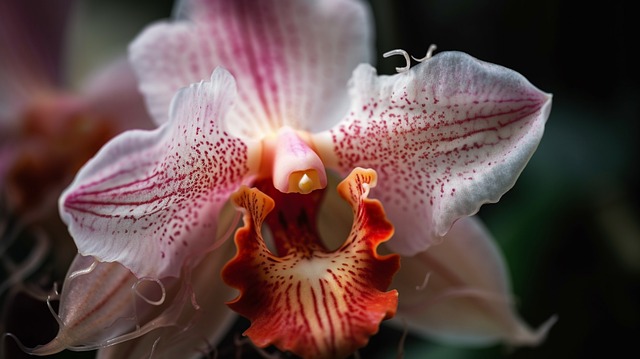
[222,168,399,359]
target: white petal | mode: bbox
[315,52,551,255]
[59,68,250,278]
[391,217,555,346]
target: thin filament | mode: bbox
[132,278,167,306]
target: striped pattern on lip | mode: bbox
[222,168,399,359]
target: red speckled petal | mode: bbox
[59,68,249,278]
[129,0,372,135]
[392,216,556,346]
[314,51,551,255]
[222,168,399,359]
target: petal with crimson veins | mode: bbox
[59,68,249,279]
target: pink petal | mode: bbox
[59,68,250,278]
[25,255,175,355]
[129,0,372,135]
[0,0,73,114]
[95,238,238,359]
[80,56,155,132]
[314,52,552,255]
[392,217,555,346]
[27,237,237,356]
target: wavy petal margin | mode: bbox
[222,168,399,358]
[59,68,249,278]
[315,51,552,255]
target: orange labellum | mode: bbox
[222,168,399,359]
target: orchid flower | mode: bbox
[25,0,553,358]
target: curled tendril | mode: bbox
[416,272,432,291]
[383,44,438,73]
[412,44,438,62]
[132,277,167,306]
[382,49,411,73]
[45,294,64,328]
[149,336,162,358]
[4,201,239,356]
[0,228,50,296]
[4,333,30,353]
[67,259,97,280]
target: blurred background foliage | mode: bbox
[2,0,638,358]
